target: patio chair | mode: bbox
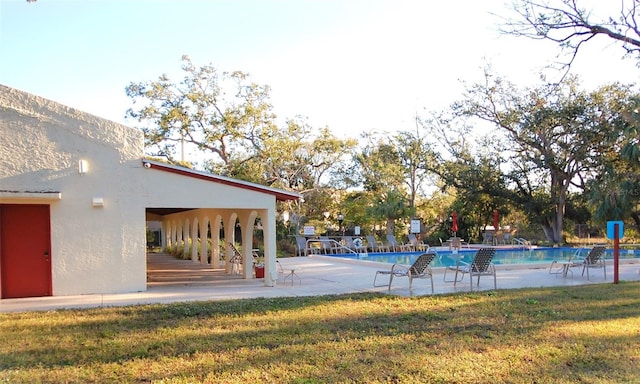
[549,245,607,280]
[445,247,497,291]
[319,236,338,254]
[227,242,245,274]
[366,235,390,252]
[294,235,309,256]
[344,236,367,252]
[373,251,437,293]
[276,260,301,286]
[386,234,412,252]
[408,234,429,252]
[449,237,463,250]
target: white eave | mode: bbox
[141,159,301,202]
[0,190,62,202]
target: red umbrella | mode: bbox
[493,210,499,231]
[452,211,458,235]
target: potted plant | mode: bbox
[253,254,265,278]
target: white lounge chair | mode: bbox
[374,251,437,293]
[445,247,497,291]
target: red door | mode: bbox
[0,204,52,298]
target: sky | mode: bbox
[1,0,638,144]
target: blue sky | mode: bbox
[1,0,637,141]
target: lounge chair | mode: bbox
[366,235,390,252]
[294,235,309,256]
[549,245,607,280]
[444,247,497,291]
[373,251,437,293]
[227,242,250,274]
[344,236,366,252]
[407,234,429,252]
[319,236,338,254]
[386,234,412,252]
[449,237,463,250]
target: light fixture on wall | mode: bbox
[78,160,89,175]
[92,197,104,208]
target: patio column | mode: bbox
[224,213,238,274]
[199,215,209,265]
[160,220,168,250]
[190,216,198,262]
[182,219,189,257]
[240,211,255,280]
[262,207,277,287]
[211,213,223,269]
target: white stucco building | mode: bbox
[0,84,299,299]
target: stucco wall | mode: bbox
[143,168,276,209]
[0,85,147,295]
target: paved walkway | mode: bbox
[2,252,639,313]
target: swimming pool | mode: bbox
[328,247,640,268]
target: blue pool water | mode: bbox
[329,247,640,268]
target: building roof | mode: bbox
[142,159,301,202]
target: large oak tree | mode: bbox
[454,72,635,243]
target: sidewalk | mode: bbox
[1,253,639,313]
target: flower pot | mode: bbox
[254,265,265,278]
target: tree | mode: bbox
[229,118,355,191]
[454,72,634,244]
[501,0,640,74]
[344,133,413,235]
[417,113,512,241]
[351,132,406,193]
[125,55,276,174]
[394,121,438,214]
[585,105,640,230]
[370,190,413,237]
[501,0,640,235]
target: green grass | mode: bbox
[1,283,640,383]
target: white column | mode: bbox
[161,220,169,250]
[240,211,254,279]
[262,207,277,287]
[224,213,237,274]
[200,215,209,265]
[191,216,198,262]
[212,214,222,269]
[182,219,189,257]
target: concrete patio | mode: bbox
[2,251,639,313]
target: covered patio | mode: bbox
[142,159,301,287]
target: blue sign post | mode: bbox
[607,221,624,284]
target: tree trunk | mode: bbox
[542,224,554,243]
[386,218,395,236]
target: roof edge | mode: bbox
[141,160,301,202]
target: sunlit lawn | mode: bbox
[1,282,639,383]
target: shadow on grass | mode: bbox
[1,282,639,382]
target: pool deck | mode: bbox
[2,247,639,313]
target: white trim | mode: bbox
[0,191,62,202]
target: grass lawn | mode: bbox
[1,282,639,383]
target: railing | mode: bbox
[511,237,534,258]
[305,238,358,256]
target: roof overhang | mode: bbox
[0,190,62,203]
[141,159,301,202]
